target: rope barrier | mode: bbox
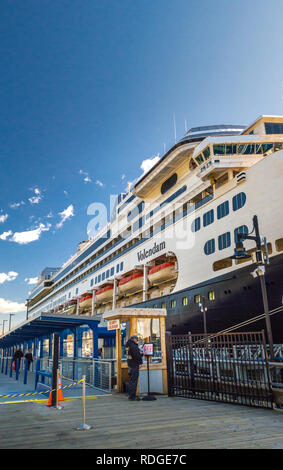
[0,378,83,399]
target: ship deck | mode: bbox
[0,372,282,449]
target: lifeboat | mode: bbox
[148,262,176,285]
[95,285,114,303]
[79,295,93,309]
[65,299,77,314]
[119,272,143,295]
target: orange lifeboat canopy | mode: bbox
[148,262,176,285]
[96,285,114,303]
[119,272,143,295]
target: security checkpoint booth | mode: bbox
[103,308,168,396]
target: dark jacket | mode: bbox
[13,350,23,362]
[126,339,143,368]
[24,352,33,363]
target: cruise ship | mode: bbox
[27,115,283,343]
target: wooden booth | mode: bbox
[103,308,167,395]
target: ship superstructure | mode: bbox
[27,116,283,342]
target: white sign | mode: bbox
[107,319,120,331]
[143,343,154,356]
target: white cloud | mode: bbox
[10,223,51,245]
[9,201,25,209]
[140,155,160,174]
[0,213,8,223]
[28,187,42,204]
[24,276,38,285]
[0,231,13,240]
[84,176,92,183]
[0,271,18,284]
[46,211,53,218]
[95,180,104,187]
[56,204,74,228]
[121,174,126,180]
[0,298,26,314]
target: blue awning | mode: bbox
[0,313,111,348]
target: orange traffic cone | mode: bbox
[57,371,65,402]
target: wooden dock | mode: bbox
[0,392,282,449]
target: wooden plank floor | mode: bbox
[0,393,282,449]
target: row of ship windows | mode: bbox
[192,192,246,232]
[154,291,216,309]
[204,225,248,255]
[90,262,124,287]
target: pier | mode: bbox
[0,369,282,449]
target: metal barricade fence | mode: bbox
[59,358,113,393]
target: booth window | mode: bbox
[137,318,161,363]
[121,321,130,361]
[82,329,93,358]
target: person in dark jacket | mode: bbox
[24,349,33,371]
[13,347,23,369]
[126,335,143,401]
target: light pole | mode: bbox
[230,215,274,360]
[198,296,208,335]
[2,320,8,335]
[9,314,15,331]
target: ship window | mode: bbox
[68,292,71,299]
[275,238,283,252]
[191,217,201,233]
[203,147,211,160]
[232,192,246,211]
[213,144,225,155]
[161,302,166,309]
[133,216,144,232]
[234,225,248,243]
[255,143,274,154]
[195,154,204,165]
[116,264,120,273]
[106,270,110,278]
[203,209,214,227]
[213,257,233,271]
[102,272,105,281]
[120,262,124,271]
[208,291,215,301]
[161,173,178,195]
[204,239,215,255]
[90,279,94,287]
[226,144,237,154]
[217,201,229,219]
[110,267,114,276]
[265,122,283,134]
[218,232,231,250]
[274,142,283,152]
[182,297,188,306]
[95,276,98,284]
[194,294,201,303]
[127,201,145,223]
[98,274,101,283]
[237,144,255,155]
[75,288,78,295]
[170,299,176,308]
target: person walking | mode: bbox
[12,347,23,370]
[125,335,143,401]
[24,349,33,371]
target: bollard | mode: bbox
[74,375,92,431]
[15,358,20,381]
[24,358,28,385]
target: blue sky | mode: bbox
[1,0,283,329]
